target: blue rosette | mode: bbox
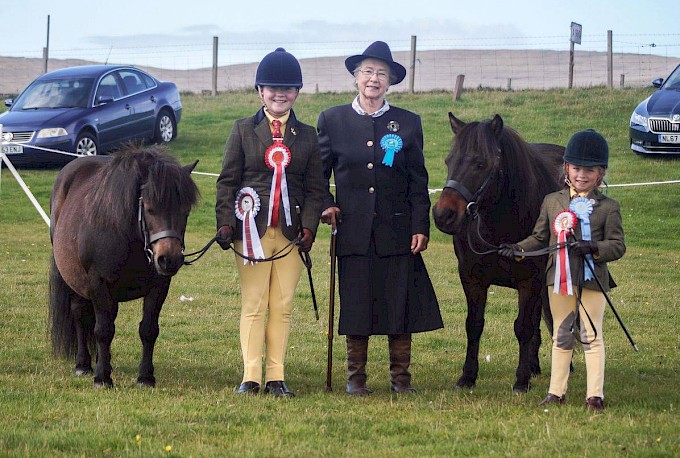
[569,196,595,281]
[380,134,403,167]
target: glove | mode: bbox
[571,240,599,257]
[298,228,314,253]
[216,225,233,250]
[498,243,521,259]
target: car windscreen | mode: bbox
[663,66,680,90]
[13,77,95,110]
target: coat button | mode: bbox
[368,187,375,193]
[367,162,374,169]
[366,140,374,147]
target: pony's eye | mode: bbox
[477,162,486,170]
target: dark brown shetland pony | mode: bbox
[432,113,564,393]
[49,144,199,388]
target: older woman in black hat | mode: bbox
[216,48,325,397]
[317,41,443,396]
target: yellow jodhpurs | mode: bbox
[547,287,606,400]
[234,227,303,384]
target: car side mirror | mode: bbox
[4,99,13,107]
[96,95,115,105]
[652,78,664,88]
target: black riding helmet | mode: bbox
[564,129,609,168]
[254,48,303,89]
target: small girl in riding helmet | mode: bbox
[499,129,625,411]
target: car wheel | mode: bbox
[154,110,175,143]
[75,132,98,156]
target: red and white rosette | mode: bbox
[265,141,292,228]
[552,210,578,295]
[235,187,265,265]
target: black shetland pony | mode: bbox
[432,113,564,393]
[49,144,199,388]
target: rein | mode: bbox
[182,233,301,265]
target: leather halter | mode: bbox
[137,196,184,264]
[443,154,500,212]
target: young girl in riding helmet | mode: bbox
[499,129,625,411]
[215,48,325,397]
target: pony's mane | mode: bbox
[494,123,561,223]
[87,144,199,232]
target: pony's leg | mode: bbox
[456,280,488,390]
[137,280,171,387]
[514,283,543,393]
[72,295,94,376]
[92,290,119,388]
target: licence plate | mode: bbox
[1,144,23,154]
[659,134,680,143]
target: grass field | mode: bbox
[1,88,679,457]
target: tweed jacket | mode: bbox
[216,108,325,241]
[317,104,430,257]
[517,188,625,291]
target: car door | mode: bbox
[119,69,156,140]
[93,73,133,150]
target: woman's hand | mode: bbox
[321,206,342,232]
[411,234,429,254]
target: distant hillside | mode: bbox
[1,50,678,96]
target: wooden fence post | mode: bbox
[409,35,417,94]
[212,36,218,96]
[452,75,465,101]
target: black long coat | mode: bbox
[317,103,442,335]
[317,104,431,256]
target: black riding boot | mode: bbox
[346,335,372,396]
[389,333,417,393]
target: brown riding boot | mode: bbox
[389,334,417,393]
[346,335,372,396]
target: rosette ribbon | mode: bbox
[552,210,578,295]
[265,120,292,227]
[569,196,595,281]
[235,187,265,265]
[380,134,403,167]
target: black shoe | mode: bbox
[539,393,565,406]
[586,396,605,411]
[264,381,295,398]
[235,381,260,394]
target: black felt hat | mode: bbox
[344,41,406,85]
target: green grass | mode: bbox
[1,88,679,457]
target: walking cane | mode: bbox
[570,237,639,352]
[325,228,337,392]
[296,206,319,321]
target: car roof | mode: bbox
[36,65,144,80]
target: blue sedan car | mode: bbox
[629,63,680,155]
[0,65,182,167]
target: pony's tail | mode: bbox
[48,255,95,358]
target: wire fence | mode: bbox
[1,33,679,95]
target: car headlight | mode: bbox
[37,127,68,139]
[630,112,648,128]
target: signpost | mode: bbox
[569,22,582,89]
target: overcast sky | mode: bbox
[2,0,679,66]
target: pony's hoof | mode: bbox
[454,379,476,390]
[136,379,156,388]
[74,367,93,377]
[93,377,114,389]
[512,383,531,394]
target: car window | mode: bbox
[95,74,122,102]
[141,73,157,89]
[119,70,146,95]
[664,67,680,89]
[12,77,94,110]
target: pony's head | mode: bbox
[432,113,505,235]
[89,144,200,276]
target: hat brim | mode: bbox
[344,55,406,85]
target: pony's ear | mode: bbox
[448,112,465,135]
[184,160,199,174]
[490,114,504,137]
